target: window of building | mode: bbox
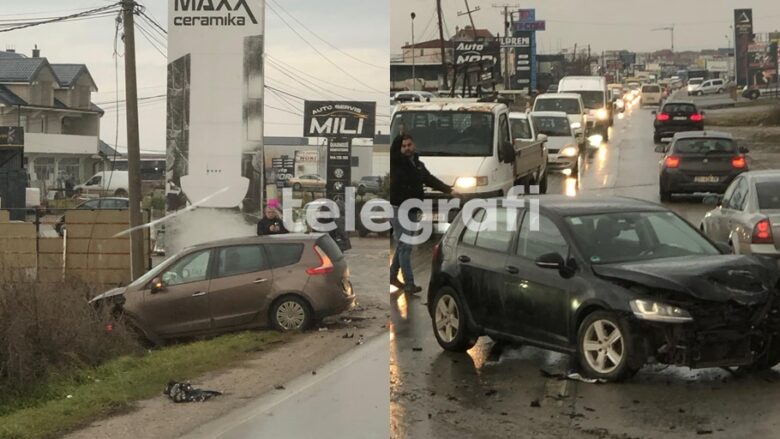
[33,157,56,185]
[58,157,81,183]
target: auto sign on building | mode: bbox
[303,101,376,202]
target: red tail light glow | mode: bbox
[690,113,703,122]
[664,156,681,168]
[306,245,334,275]
[732,155,747,169]
[752,219,774,244]
[656,113,670,121]
[432,242,441,265]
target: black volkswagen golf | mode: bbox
[428,196,780,381]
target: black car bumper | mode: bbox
[654,125,704,138]
[661,172,740,194]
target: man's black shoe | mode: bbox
[404,284,422,294]
[390,278,405,290]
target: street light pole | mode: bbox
[411,12,416,91]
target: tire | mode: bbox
[538,169,548,194]
[602,126,609,141]
[576,310,640,381]
[431,287,478,352]
[660,187,672,203]
[717,88,724,94]
[114,189,128,197]
[270,295,312,331]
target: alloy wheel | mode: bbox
[276,300,306,330]
[435,294,460,343]
[582,319,624,374]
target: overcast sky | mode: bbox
[392,0,780,55]
[1,0,389,153]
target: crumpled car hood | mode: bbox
[89,286,127,304]
[593,255,779,305]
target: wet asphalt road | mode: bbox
[390,104,780,439]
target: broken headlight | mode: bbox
[629,299,693,323]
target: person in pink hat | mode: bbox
[257,198,288,235]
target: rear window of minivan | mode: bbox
[267,243,304,268]
[642,85,660,93]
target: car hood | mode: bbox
[592,255,779,305]
[89,286,127,304]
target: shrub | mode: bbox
[0,279,140,396]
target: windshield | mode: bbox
[510,118,532,139]
[673,138,736,154]
[568,91,604,109]
[642,85,660,93]
[565,211,720,264]
[390,111,494,156]
[756,181,780,210]
[534,98,580,114]
[532,116,571,137]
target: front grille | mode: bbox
[687,302,764,331]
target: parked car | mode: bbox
[89,234,354,343]
[287,174,326,191]
[356,176,382,194]
[656,131,749,202]
[652,101,704,143]
[530,111,580,177]
[700,170,780,260]
[686,77,704,94]
[427,195,780,381]
[75,171,130,197]
[688,78,726,96]
[54,197,129,237]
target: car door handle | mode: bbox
[458,255,471,263]
[505,266,519,274]
[253,278,268,284]
[191,291,207,297]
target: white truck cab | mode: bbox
[390,102,548,200]
[532,93,588,148]
[558,76,612,140]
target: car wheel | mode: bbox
[431,287,477,352]
[114,189,128,197]
[660,187,672,203]
[577,311,639,381]
[602,127,609,141]
[293,183,302,191]
[717,88,724,94]
[653,134,661,144]
[538,169,548,194]
[270,295,312,331]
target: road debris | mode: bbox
[274,385,286,390]
[412,347,423,352]
[530,399,541,408]
[318,327,329,332]
[163,381,222,403]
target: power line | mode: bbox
[265,85,304,101]
[266,0,385,70]
[137,9,166,35]
[265,2,385,94]
[267,104,303,117]
[266,87,301,113]
[134,17,167,58]
[266,57,353,100]
[96,93,166,106]
[267,54,384,96]
[0,3,121,33]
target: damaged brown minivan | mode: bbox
[90,234,354,344]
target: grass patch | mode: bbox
[0,331,288,439]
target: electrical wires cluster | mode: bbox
[0,3,122,33]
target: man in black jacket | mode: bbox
[390,133,454,293]
[257,205,288,236]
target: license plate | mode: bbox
[694,176,719,183]
[673,116,688,121]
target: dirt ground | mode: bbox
[703,103,780,168]
[62,236,390,439]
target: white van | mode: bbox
[640,84,663,106]
[75,170,130,197]
[558,76,612,140]
[532,93,587,148]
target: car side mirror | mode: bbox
[150,277,165,294]
[654,144,666,153]
[536,253,564,269]
[537,134,548,142]
[739,146,749,154]
[500,141,515,163]
[715,242,733,254]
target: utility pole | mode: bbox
[121,0,145,280]
[492,4,520,90]
[411,12,416,91]
[436,0,449,89]
[458,0,480,40]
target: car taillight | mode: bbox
[690,113,703,122]
[656,113,670,121]
[732,155,746,169]
[306,245,334,275]
[664,155,680,168]
[752,219,774,244]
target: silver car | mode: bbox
[700,170,780,260]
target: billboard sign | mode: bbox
[706,60,729,72]
[326,139,351,202]
[513,21,546,31]
[271,155,295,189]
[500,36,530,48]
[303,101,376,138]
[513,31,533,93]
[748,41,778,86]
[454,41,501,65]
[734,9,753,86]
[166,0,264,211]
